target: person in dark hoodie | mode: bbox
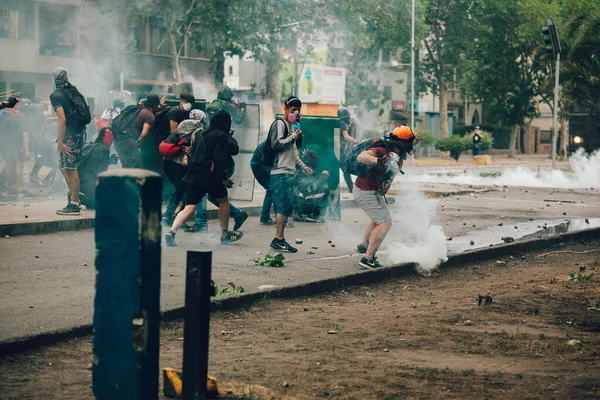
[164,110,243,246]
[77,127,118,209]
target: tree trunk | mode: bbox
[508,124,519,157]
[439,84,449,138]
[559,118,568,158]
[521,120,532,154]
[265,49,281,117]
[214,49,225,88]
[169,32,182,83]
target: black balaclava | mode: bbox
[209,110,232,133]
[53,67,70,89]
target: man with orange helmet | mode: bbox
[353,126,419,269]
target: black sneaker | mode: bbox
[260,218,275,225]
[233,211,249,231]
[270,238,298,253]
[359,256,381,269]
[354,242,369,254]
[56,203,81,216]
[165,231,177,246]
[221,230,244,244]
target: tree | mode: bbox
[421,0,475,138]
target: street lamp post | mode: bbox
[411,0,415,134]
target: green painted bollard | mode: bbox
[93,169,162,400]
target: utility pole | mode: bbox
[542,18,561,169]
[410,0,415,133]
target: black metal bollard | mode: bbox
[93,169,162,400]
[182,251,213,400]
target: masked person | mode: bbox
[352,126,419,269]
[262,96,312,253]
[206,85,246,125]
[251,139,275,225]
[113,94,160,168]
[49,67,92,215]
[0,99,30,199]
[160,113,206,226]
[163,92,195,138]
[292,149,331,222]
[472,126,482,156]
[338,106,359,193]
[96,98,124,130]
[164,110,243,246]
[78,127,118,209]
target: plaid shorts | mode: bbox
[271,173,295,217]
[59,129,85,169]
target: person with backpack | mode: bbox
[112,94,160,169]
[350,126,419,269]
[160,114,205,226]
[0,99,30,199]
[164,110,243,246]
[338,106,360,193]
[49,67,92,215]
[262,96,312,253]
[163,92,195,138]
[251,139,275,225]
[206,85,246,125]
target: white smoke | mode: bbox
[407,149,600,189]
[383,186,448,273]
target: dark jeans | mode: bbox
[251,161,273,222]
[193,166,243,227]
[163,159,187,223]
[114,135,141,168]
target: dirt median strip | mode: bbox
[2,225,599,357]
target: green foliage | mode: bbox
[252,253,286,268]
[215,282,245,297]
[414,128,435,146]
[435,132,493,160]
[569,271,594,282]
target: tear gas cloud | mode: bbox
[384,187,448,273]
[406,149,600,189]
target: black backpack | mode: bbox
[61,87,91,126]
[206,99,224,122]
[111,105,142,138]
[343,138,394,177]
[261,119,289,168]
[154,106,172,142]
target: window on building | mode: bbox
[149,19,171,56]
[540,130,552,144]
[11,82,35,99]
[383,86,392,101]
[189,35,212,59]
[0,0,34,40]
[228,66,233,76]
[126,22,146,53]
[39,3,77,56]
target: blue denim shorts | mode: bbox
[271,173,295,217]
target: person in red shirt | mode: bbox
[353,126,419,269]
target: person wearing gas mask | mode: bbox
[163,92,195,136]
[262,96,312,253]
[206,85,246,125]
[338,106,360,193]
[353,126,419,269]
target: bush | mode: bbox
[434,132,494,161]
[414,128,435,146]
[453,124,511,149]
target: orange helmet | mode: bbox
[391,126,414,141]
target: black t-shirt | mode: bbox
[50,89,85,133]
[473,133,481,142]
[163,107,190,133]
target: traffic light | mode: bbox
[542,18,561,58]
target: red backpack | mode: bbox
[159,131,184,158]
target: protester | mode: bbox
[78,127,118,209]
[338,106,359,193]
[96,98,124,130]
[472,126,482,156]
[0,95,18,110]
[262,96,312,253]
[292,149,331,222]
[161,116,205,226]
[29,116,58,187]
[251,140,274,225]
[0,99,30,199]
[190,122,249,232]
[163,92,195,137]
[113,94,160,168]
[352,126,419,269]
[206,85,246,125]
[164,110,243,246]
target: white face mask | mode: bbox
[182,103,192,112]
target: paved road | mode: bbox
[1,183,599,343]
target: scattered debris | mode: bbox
[514,226,519,229]
[25,215,28,218]
[470,241,475,245]
[295,239,303,244]
[409,303,417,308]
[83,263,88,267]
[446,237,453,241]
[496,261,507,265]
[566,339,582,347]
[283,382,289,388]
[501,236,515,243]
[35,256,39,259]
[383,348,389,353]
[585,219,590,224]
[328,240,332,244]
[327,330,337,334]
[252,253,285,267]
[307,250,315,255]
[331,244,336,247]
[311,246,319,249]
[258,285,277,290]
[536,249,599,258]
[498,223,503,226]
[464,320,473,326]
[477,295,493,306]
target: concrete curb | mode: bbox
[2,225,599,356]
[0,196,397,237]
